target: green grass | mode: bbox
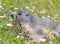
[0,0,60,44]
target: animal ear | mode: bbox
[26,14,29,16]
[18,12,22,15]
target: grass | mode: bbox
[0,0,60,44]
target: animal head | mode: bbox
[10,10,33,23]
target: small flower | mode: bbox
[27,42,30,44]
[0,5,3,8]
[47,15,51,18]
[34,13,37,16]
[16,35,20,38]
[40,9,47,14]
[49,41,52,44]
[42,16,46,19]
[3,4,6,6]
[39,38,46,42]
[0,38,1,41]
[7,23,13,27]
[34,13,37,15]
[14,8,19,10]
[12,42,15,44]
[9,18,13,21]
[25,6,30,9]
[0,15,6,19]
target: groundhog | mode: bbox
[10,10,60,42]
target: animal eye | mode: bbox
[26,14,29,16]
[18,12,22,15]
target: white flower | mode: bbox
[49,41,52,44]
[0,38,1,40]
[9,18,13,21]
[0,15,6,18]
[47,15,51,18]
[12,42,15,44]
[34,13,37,16]
[40,9,47,14]
[27,42,30,44]
[39,38,46,42]
[0,5,3,8]
[14,8,19,9]
[3,4,6,6]
[16,35,20,38]
[7,23,13,27]
[31,9,34,13]
[42,16,46,19]
[25,6,30,9]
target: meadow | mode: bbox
[0,0,60,44]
